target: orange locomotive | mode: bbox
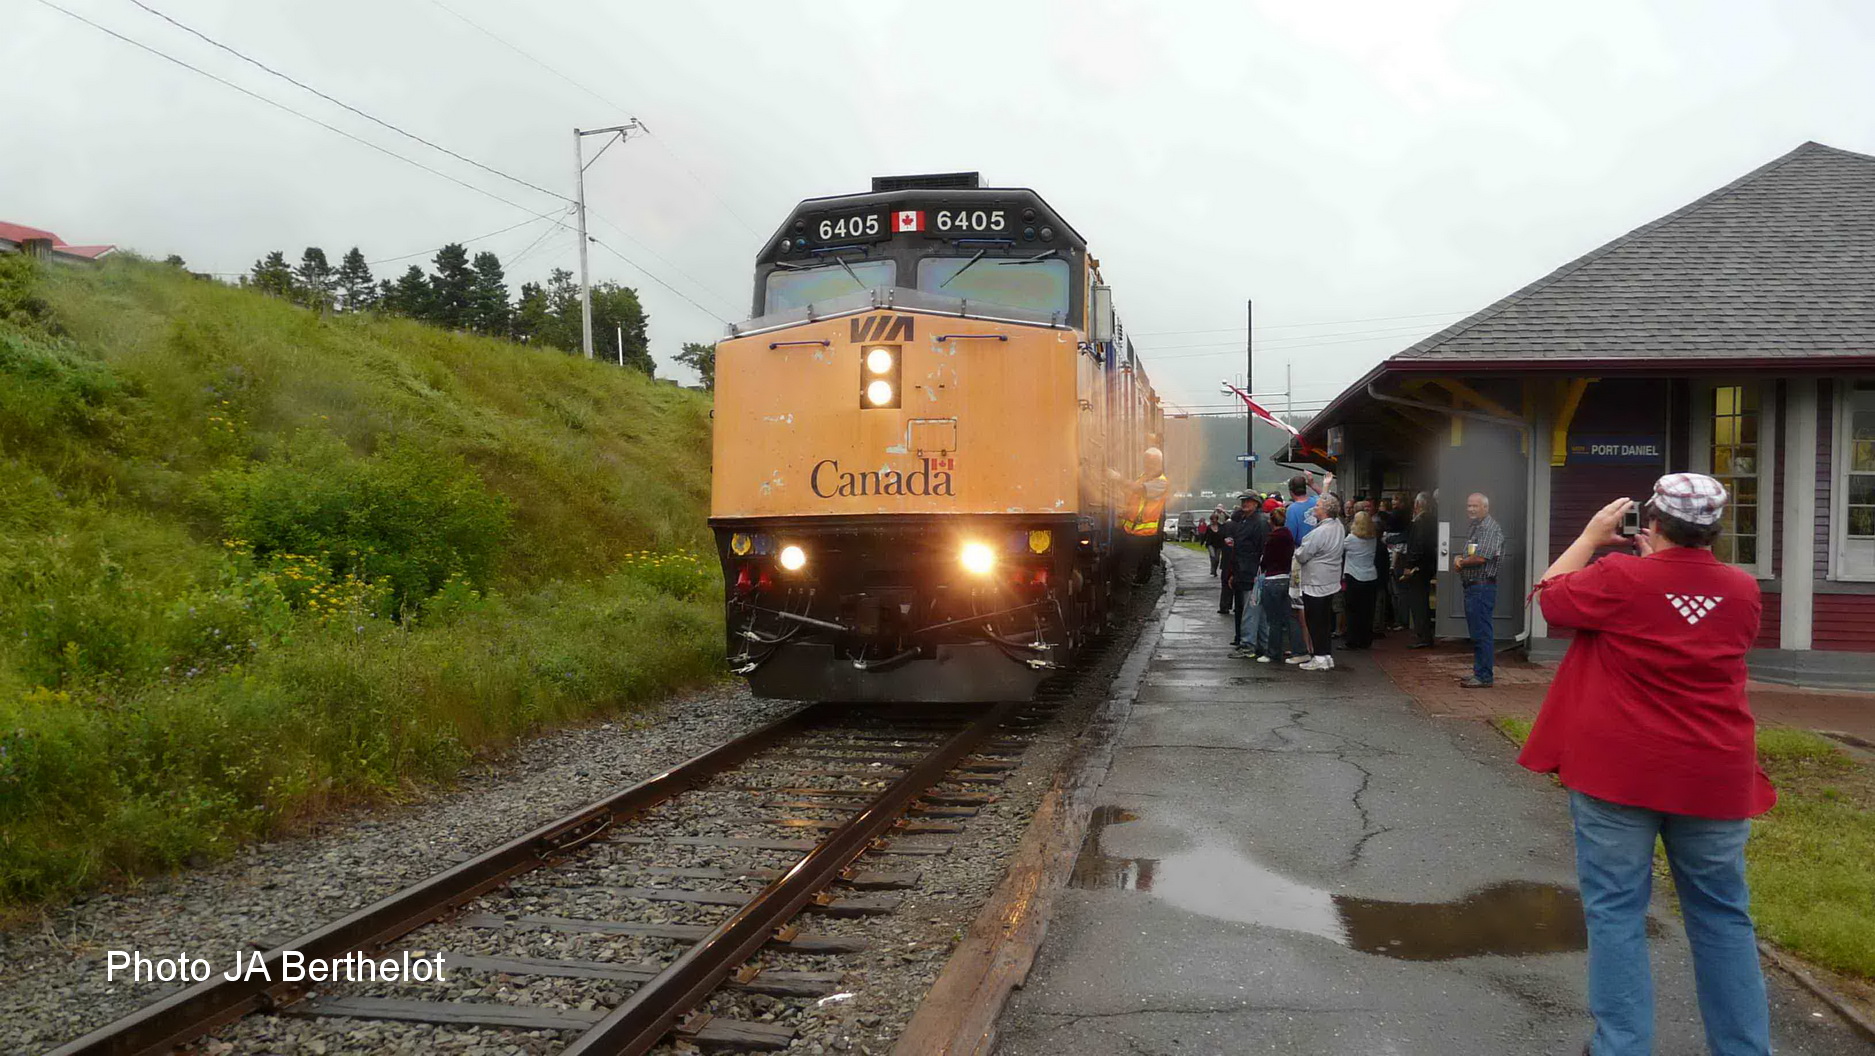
[709,172,1162,702]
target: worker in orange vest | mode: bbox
[1114,447,1168,587]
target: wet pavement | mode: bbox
[994,547,1873,1055]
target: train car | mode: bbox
[708,172,1162,702]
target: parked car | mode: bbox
[1163,513,1182,540]
[1176,509,1211,542]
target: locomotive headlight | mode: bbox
[866,379,895,407]
[778,544,807,572]
[960,541,996,576]
[865,347,894,374]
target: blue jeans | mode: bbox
[1462,580,1497,683]
[1570,792,1770,1056]
[1237,574,1264,648]
[1258,577,1290,658]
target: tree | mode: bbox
[250,251,293,298]
[382,265,431,318]
[163,254,187,268]
[292,247,335,313]
[427,243,474,329]
[511,281,553,345]
[334,247,376,312]
[539,268,581,351]
[467,251,510,335]
[675,342,716,390]
[588,282,651,372]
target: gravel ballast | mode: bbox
[2,574,1164,1055]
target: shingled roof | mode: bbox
[1391,141,1875,365]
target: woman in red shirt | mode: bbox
[1520,474,1773,1056]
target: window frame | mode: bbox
[1829,379,1875,582]
[1689,378,1776,579]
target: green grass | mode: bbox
[1748,728,1875,979]
[1492,715,1874,980]
[0,254,721,907]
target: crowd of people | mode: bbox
[1193,472,1495,675]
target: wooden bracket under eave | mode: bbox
[1550,378,1594,466]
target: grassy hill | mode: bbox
[0,254,721,907]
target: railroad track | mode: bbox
[48,700,1038,1056]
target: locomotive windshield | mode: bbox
[763,259,897,314]
[915,255,1071,315]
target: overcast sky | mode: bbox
[7,0,1873,404]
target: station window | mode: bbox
[1690,380,1775,576]
[1836,382,1875,579]
[1708,385,1761,567]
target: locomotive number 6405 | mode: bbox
[935,209,1006,233]
[818,215,881,240]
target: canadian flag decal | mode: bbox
[1665,593,1723,625]
[893,210,925,233]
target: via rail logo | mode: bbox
[850,315,914,343]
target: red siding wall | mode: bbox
[1814,595,1875,651]
[1815,380,1833,582]
[1755,596,1781,651]
[1768,381,1783,578]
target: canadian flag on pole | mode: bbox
[1222,381,1298,436]
[892,210,925,233]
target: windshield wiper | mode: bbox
[940,250,988,288]
[833,255,866,288]
[998,248,1059,266]
[772,251,866,288]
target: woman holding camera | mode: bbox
[1520,473,1773,1056]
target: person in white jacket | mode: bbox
[1291,494,1346,671]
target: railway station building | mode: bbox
[1292,141,1875,688]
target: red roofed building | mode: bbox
[0,221,117,264]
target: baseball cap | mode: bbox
[1646,473,1728,526]
[1261,497,1281,512]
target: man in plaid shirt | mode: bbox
[1454,492,1504,687]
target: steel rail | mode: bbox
[47,704,831,1056]
[563,701,1021,1056]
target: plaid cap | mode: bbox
[1647,473,1728,526]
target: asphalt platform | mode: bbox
[994,546,1872,1056]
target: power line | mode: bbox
[1140,326,1444,362]
[589,236,733,325]
[125,0,569,204]
[1131,309,1465,338]
[43,0,728,328]
[428,0,763,238]
[368,211,565,266]
[32,0,547,219]
[508,214,575,269]
[1137,322,1444,354]
[587,209,745,314]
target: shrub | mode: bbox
[213,432,510,615]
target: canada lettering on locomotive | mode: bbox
[708,172,1164,702]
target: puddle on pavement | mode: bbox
[1071,806,1588,961]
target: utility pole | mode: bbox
[1245,298,1254,489]
[573,119,648,359]
[616,325,624,368]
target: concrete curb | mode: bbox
[1758,942,1875,1045]
[891,557,1175,1056]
